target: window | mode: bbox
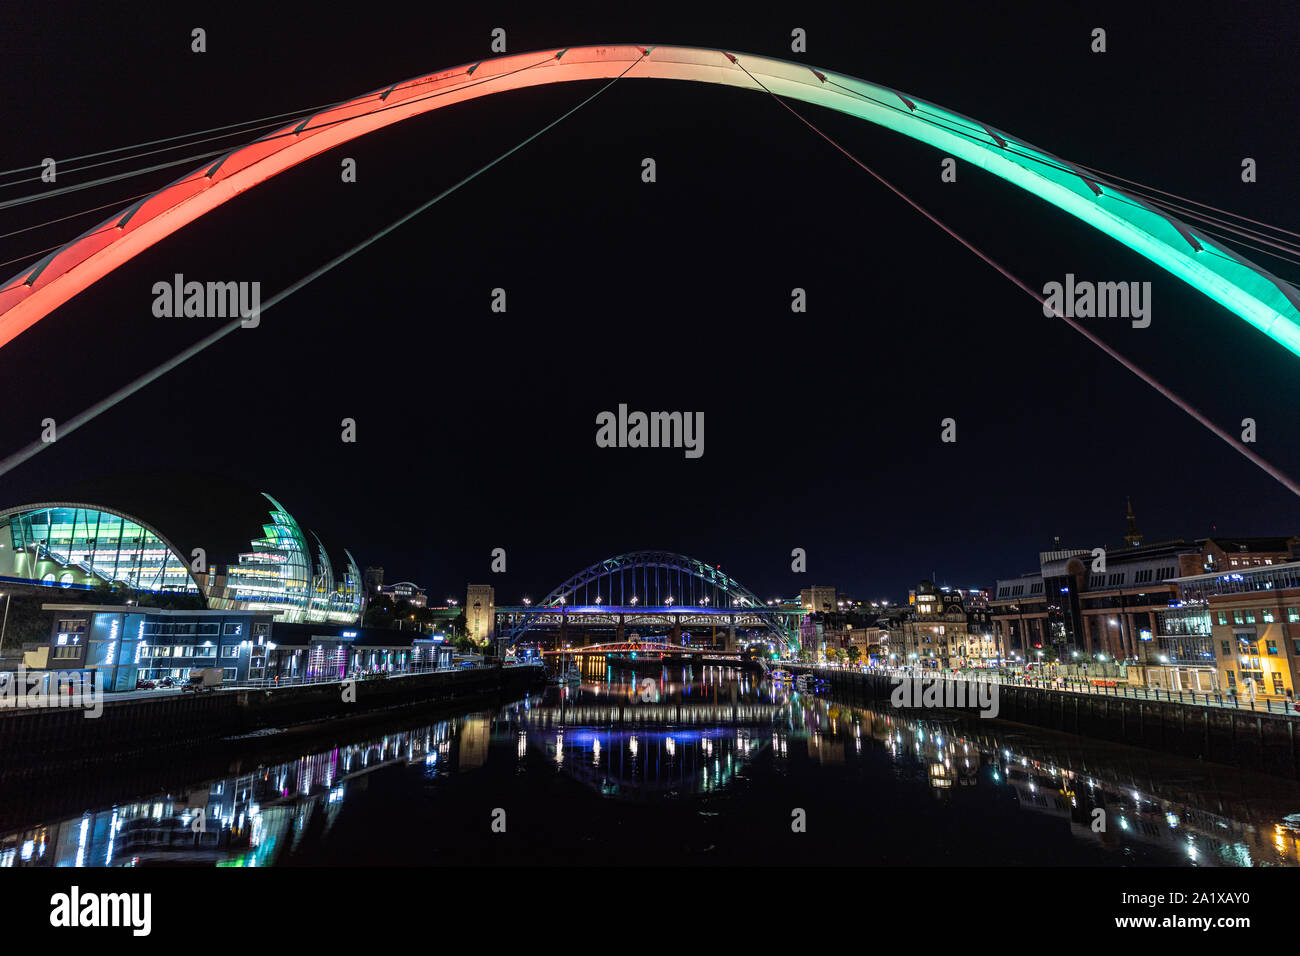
[223,623,243,636]
[55,619,87,633]
[1267,641,1278,656]
[150,646,170,657]
[1262,609,1275,623]
[53,646,79,660]
[1289,608,1299,624]
[1216,612,1228,625]
[1274,672,1286,695]
[221,646,239,658]
[254,623,271,637]
[1233,610,1244,624]
[1221,641,1231,656]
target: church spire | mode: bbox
[1124,496,1143,547]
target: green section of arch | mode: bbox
[663,46,1300,356]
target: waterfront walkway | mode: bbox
[819,665,1300,717]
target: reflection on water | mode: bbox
[3,664,1300,866]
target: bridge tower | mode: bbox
[466,584,495,644]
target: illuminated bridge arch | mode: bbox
[2,45,1299,357]
[502,549,793,646]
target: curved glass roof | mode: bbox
[224,494,362,623]
[0,502,200,593]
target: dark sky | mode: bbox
[1,0,1297,605]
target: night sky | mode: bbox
[1,0,1297,604]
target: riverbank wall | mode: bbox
[0,664,546,769]
[808,666,1300,780]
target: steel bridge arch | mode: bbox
[2,45,1299,357]
[502,549,790,646]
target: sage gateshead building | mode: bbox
[0,495,363,624]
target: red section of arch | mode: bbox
[0,46,657,347]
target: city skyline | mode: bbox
[2,478,1278,609]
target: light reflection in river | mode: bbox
[1,664,1299,866]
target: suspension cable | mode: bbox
[729,53,1300,500]
[0,53,648,480]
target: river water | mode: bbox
[4,664,1299,866]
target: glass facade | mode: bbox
[225,495,315,623]
[336,550,363,624]
[1175,562,1300,601]
[0,504,199,594]
[2,496,362,624]
[223,494,363,624]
